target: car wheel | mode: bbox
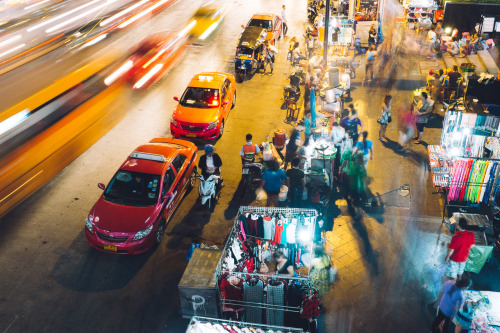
[189,168,197,188]
[231,91,236,109]
[154,219,166,246]
[218,121,224,138]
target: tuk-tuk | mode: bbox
[235,26,267,80]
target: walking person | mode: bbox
[398,106,416,152]
[281,5,288,36]
[446,218,475,281]
[353,131,373,168]
[377,95,392,140]
[414,91,432,143]
[426,25,437,58]
[365,45,376,81]
[286,157,305,207]
[368,24,377,47]
[341,104,363,143]
[262,40,277,75]
[310,246,332,297]
[259,159,286,207]
[430,276,470,333]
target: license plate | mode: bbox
[186,133,196,138]
[103,244,117,251]
[242,168,249,174]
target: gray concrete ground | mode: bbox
[0,1,499,332]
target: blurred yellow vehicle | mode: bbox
[189,3,224,40]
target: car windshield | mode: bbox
[103,170,161,206]
[236,47,253,57]
[180,87,219,108]
[248,19,272,30]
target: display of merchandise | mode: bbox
[428,145,454,188]
[186,316,305,333]
[216,207,320,330]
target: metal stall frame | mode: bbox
[214,206,319,326]
[186,316,305,333]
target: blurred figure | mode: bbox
[353,131,373,168]
[286,157,305,207]
[365,45,376,81]
[377,95,392,140]
[368,24,377,46]
[398,106,416,152]
[281,5,288,36]
[260,159,286,207]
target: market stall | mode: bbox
[301,133,337,191]
[186,316,305,333]
[454,290,500,332]
[214,206,321,331]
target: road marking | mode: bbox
[2,315,19,333]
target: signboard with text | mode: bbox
[355,0,378,21]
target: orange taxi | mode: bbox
[245,13,282,45]
[170,72,236,140]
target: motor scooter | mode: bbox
[198,172,221,211]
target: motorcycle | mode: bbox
[241,161,264,196]
[198,173,221,211]
[283,71,302,101]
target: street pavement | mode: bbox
[0,0,500,332]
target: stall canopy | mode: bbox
[443,2,500,35]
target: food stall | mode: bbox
[454,290,500,332]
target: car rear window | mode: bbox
[180,87,219,108]
[103,170,161,206]
[248,19,272,30]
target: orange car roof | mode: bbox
[252,13,275,20]
[188,72,226,89]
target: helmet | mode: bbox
[204,144,214,154]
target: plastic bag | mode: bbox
[256,188,267,201]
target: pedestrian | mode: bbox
[310,246,332,297]
[240,133,260,163]
[430,276,470,333]
[414,91,432,143]
[286,157,305,207]
[353,131,373,168]
[304,112,313,146]
[347,150,367,205]
[306,33,315,59]
[284,129,301,170]
[426,25,437,58]
[259,159,286,207]
[365,45,376,81]
[368,24,377,46]
[398,106,416,152]
[341,104,363,143]
[330,122,345,175]
[262,40,276,75]
[377,95,392,140]
[281,5,288,36]
[445,218,475,281]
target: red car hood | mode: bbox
[173,104,220,124]
[90,198,159,233]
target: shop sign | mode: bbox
[356,0,378,21]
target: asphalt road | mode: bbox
[0,0,307,332]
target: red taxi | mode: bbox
[85,138,198,254]
[245,13,282,44]
[104,32,188,89]
[170,72,236,140]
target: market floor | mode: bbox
[314,34,500,332]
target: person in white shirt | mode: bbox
[281,5,287,36]
[426,25,437,57]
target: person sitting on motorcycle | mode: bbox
[240,133,260,164]
[198,144,223,185]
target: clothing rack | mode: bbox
[187,316,305,333]
[218,269,310,282]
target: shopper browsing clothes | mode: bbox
[430,276,471,333]
[259,159,286,207]
[446,218,475,281]
[414,91,432,144]
[310,246,332,297]
[377,95,392,141]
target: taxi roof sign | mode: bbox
[198,75,213,82]
[130,152,167,163]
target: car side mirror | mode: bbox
[98,183,105,190]
[241,24,245,28]
[173,96,179,102]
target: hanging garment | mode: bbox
[300,292,321,320]
[266,281,285,326]
[220,277,244,312]
[285,283,309,329]
[273,220,284,244]
[262,216,275,240]
[243,279,264,323]
[280,219,288,245]
[286,220,297,244]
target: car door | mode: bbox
[220,84,229,119]
[224,78,234,108]
[161,165,176,219]
[171,153,189,195]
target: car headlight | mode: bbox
[85,216,94,233]
[171,118,178,127]
[132,224,153,241]
[206,121,218,130]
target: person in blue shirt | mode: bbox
[353,131,373,168]
[260,159,286,207]
[341,105,363,143]
[431,276,470,333]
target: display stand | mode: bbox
[186,316,305,333]
[214,206,319,330]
